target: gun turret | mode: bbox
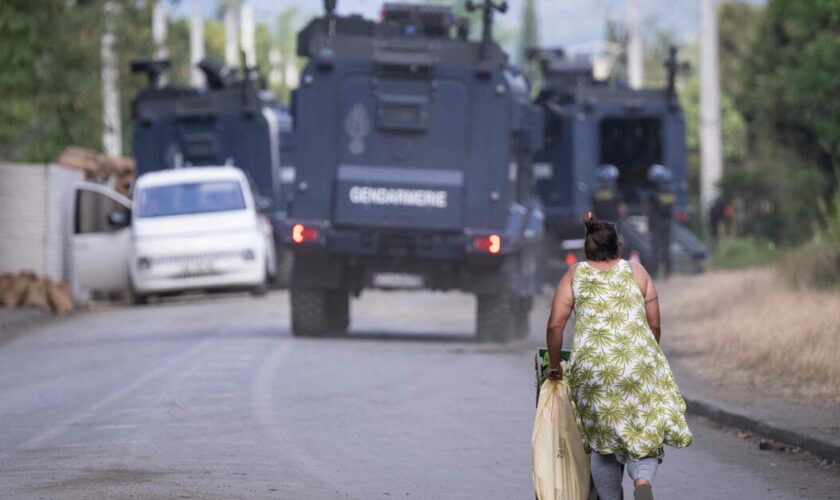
[130,59,171,89]
[197,57,235,90]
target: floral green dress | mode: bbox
[567,260,692,463]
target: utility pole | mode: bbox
[189,0,205,87]
[152,0,168,85]
[700,0,723,214]
[225,5,239,68]
[101,0,121,157]
[627,0,644,89]
[240,2,256,70]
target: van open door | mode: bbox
[71,182,132,294]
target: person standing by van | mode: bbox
[543,214,692,500]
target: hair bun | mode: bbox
[584,212,600,234]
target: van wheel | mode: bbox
[290,288,349,337]
[132,292,149,306]
[250,282,269,297]
[476,292,517,343]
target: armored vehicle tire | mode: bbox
[476,292,519,343]
[271,251,293,289]
[514,296,532,340]
[290,288,349,337]
[328,290,350,333]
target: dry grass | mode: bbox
[661,267,840,403]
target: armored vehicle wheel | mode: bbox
[290,288,349,337]
[327,289,350,334]
[476,292,518,343]
[514,296,532,340]
[271,250,293,289]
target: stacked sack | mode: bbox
[0,271,75,315]
[55,146,135,195]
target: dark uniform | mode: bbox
[647,165,675,279]
[591,165,622,223]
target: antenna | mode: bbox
[664,45,689,98]
[465,0,507,61]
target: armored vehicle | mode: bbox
[284,1,544,341]
[130,59,295,283]
[530,48,706,278]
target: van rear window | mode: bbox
[137,181,245,218]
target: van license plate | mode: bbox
[372,273,424,289]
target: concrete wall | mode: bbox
[0,163,84,282]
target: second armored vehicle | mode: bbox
[530,48,706,278]
[284,1,545,341]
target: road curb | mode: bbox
[683,395,840,463]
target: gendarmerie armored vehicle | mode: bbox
[284,1,544,341]
[130,58,295,284]
[530,47,706,278]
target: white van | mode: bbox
[72,166,276,303]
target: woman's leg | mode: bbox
[626,457,658,500]
[590,452,624,500]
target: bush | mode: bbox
[780,170,840,288]
[779,239,840,289]
[711,236,777,269]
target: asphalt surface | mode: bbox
[1,290,838,499]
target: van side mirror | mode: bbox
[255,196,272,212]
[108,210,130,228]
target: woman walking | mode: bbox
[544,214,692,500]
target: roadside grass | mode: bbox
[663,268,840,403]
[710,236,777,270]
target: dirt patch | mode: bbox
[30,467,168,492]
[661,268,840,403]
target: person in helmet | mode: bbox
[647,164,675,279]
[591,164,624,223]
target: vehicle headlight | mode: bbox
[242,249,256,261]
[137,257,152,271]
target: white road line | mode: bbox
[250,340,351,490]
[0,338,217,462]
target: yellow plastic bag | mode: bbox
[532,378,590,500]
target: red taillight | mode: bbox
[291,224,319,244]
[676,210,690,224]
[473,234,502,254]
[565,252,577,266]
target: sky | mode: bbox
[177,0,766,51]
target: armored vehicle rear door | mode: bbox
[332,74,469,231]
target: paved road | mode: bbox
[0,290,838,499]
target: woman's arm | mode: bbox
[644,276,661,343]
[630,262,661,343]
[545,265,577,377]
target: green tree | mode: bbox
[0,0,103,162]
[740,0,840,177]
[718,0,840,243]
